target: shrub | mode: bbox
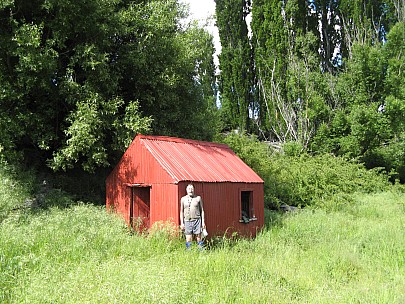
[220,134,391,209]
[268,153,390,208]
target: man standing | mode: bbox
[180,184,205,249]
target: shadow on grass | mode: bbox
[18,166,109,214]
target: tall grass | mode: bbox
[0,164,34,223]
[1,172,404,304]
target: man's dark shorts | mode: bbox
[184,218,202,235]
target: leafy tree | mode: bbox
[338,0,398,57]
[247,0,404,182]
[0,0,217,172]
[376,21,405,181]
[251,0,289,140]
[311,0,341,72]
[215,0,253,133]
[311,20,404,182]
[251,0,325,146]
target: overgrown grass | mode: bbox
[1,166,404,303]
[0,164,35,223]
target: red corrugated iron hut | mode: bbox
[106,134,264,237]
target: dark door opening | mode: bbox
[130,186,150,231]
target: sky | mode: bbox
[180,0,253,69]
[181,0,216,22]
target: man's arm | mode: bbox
[199,197,205,228]
[180,198,184,228]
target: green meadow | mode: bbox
[1,167,404,303]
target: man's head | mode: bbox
[186,184,194,196]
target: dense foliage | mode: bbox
[0,0,403,184]
[0,0,218,172]
[215,0,253,132]
[219,133,392,209]
[216,0,405,182]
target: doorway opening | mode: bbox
[129,186,150,231]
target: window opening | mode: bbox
[240,191,256,223]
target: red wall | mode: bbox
[150,183,179,224]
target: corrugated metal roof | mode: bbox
[138,135,264,183]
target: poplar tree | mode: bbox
[215,0,253,133]
[251,0,323,145]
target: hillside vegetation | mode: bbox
[1,161,404,303]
